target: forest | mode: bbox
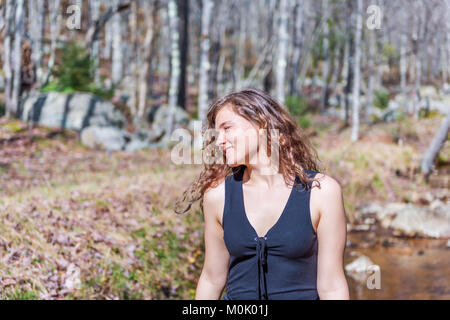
[0,0,448,300]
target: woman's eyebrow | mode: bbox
[217,121,232,128]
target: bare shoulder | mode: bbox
[202,177,227,225]
[310,173,344,219]
[311,173,342,193]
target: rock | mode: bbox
[356,203,384,218]
[345,254,376,283]
[20,91,128,131]
[417,99,449,115]
[356,202,401,226]
[389,202,450,238]
[124,138,152,152]
[80,126,130,151]
[356,201,450,238]
[381,238,395,248]
[351,224,371,231]
[419,86,438,99]
[429,188,449,202]
[411,190,435,205]
[149,104,189,138]
[388,99,400,110]
[443,83,450,94]
[378,203,411,229]
[363,217,376,225]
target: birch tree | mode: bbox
[421,110,450,178]
[289,0,303,96]
[263,0,277,93]
[45,0,62,86]
[366,26,376,120]
[412,1,426,118]
[351,0,362,142]
[344,0,354,126]
[197,0,213,124]
[88,0,101,85]
[165,0,181,140]
[29,0,46,88]
[11,0,25,117]
[399,1,408,114]
[275,0,289,105]
[138,0,156,120]
[208,0,226,100]
[111,0,123,86]
[3,0,14,117]
[234,2,247,91]
[320,0,330,113]
[446,0,450,87]
[177,0,189,110]
[103,20,112,59]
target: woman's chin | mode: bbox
[225,156,243,167]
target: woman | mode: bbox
[176,88,349,300]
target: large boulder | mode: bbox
[356,201,450,239]
[389,201,450,239]
[147,104,189,139]
[20,91,128,131]
[80,126,130,151]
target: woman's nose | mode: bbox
[215,130,225,147]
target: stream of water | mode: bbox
[345,229,449,299]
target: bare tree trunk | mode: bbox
[412,0,425,118]
[367,27,375,121]
[289,0,303,96]
[400,9,408,114]
[3,0,14,118]
[177,0,189,110]
[103,20,112,59]
[432,37,441,80]
[351,0,362,142]
[45,0,62,86]
[208,1,225,100]
[29,0,46,88]
[320,0,330,113]
[275,0,289,105]
[165,0,181,140]
[330,36,345,93]
[234,3,247,91]
[443,42,448,85]
[198,0,213,124]
[446,0,450,86]
[421,111,450,178]
[263,0,277,93]
[344,0,354,127]
[128,0,138,118]
[137,0,156,120]
[11,0,25,117]
[111,0,123,85]
[89,0,101,85]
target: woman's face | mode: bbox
[214,104,260,167]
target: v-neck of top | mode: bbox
[239,169,298,239]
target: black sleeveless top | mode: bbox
[222,166,320,300]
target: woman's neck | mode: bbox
[242,165,289,189]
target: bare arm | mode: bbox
[315,175,350,300]
[195,181,230,300]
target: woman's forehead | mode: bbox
[215,105,239,124]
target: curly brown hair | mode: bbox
[174,88,323,215]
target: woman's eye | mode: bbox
[224,126,231,131]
